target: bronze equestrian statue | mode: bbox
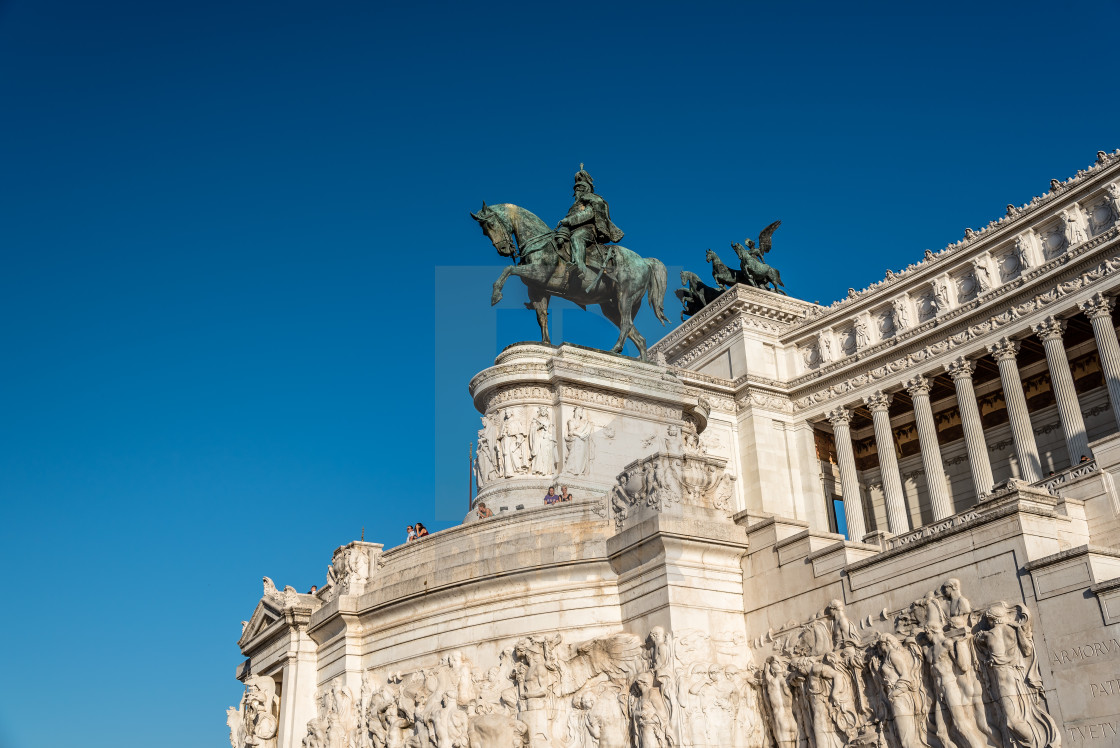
[471,168,669,362]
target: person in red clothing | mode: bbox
[416,523,430,537]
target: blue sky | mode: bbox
[1,1,1116,746]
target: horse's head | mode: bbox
[705,248,717,263]
[470,202,514,258]
[681,270,699,287]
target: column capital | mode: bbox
[1079,292,1115,321]
[988,337,1021,362]
[904,374,931,397]
[1032,315,1067,342]
[827,407,852,426]
[944,356,975,380]
[863,390,893,413]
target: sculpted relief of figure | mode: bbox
[228,675,280,748]
[975,602,1060,748]
[500,409,531,477]
[1061,208,1086,247]
[529,407,558,477]
[754,579,1061,748]
[476,414,500,488]
[277,583,1064,748]
[564,407,594,476]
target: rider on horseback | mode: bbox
[556,165,624,293]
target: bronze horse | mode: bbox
[472,202,668,361]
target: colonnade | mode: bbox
[825,292,1120,540]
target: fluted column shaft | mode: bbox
[988,338,1042,483]
[906,376,952,521]
[945,357,994,498]
[828,408,867,541]
[1033,316,1091,464]
[1081,293,1120,431]
[864,391,910,534]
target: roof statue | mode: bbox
[677,221,787,319]
[471,167,669,362]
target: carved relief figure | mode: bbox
[564,407,594,476]
[868,634,928,748]
[631,672,673,748]
[762,657,798,748]
[499,409,530,476]
[1014,236,1033,272]
[971,257,993,293]
[1106,183,1120,226]
[575,691,629,748]
[892,297,911,330]
[853,314,871,350]
[228,675,280,748]
[920,628,989,748]
[476,414,500,487]
[975,602,1060,748]
[1061,208,1086,247]
[529,407,558,477]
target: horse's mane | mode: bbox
[492,203,551,239]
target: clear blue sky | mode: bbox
[0,1,1115,746]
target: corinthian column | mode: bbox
[1032,316,1091,464]
[944,357,994,498]
[905,375,952,521]
[863,391,910,534]
[987,338,1042,482]
[828,407,867,542]
[1080,293,1120,431]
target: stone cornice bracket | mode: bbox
[863,390,893,412]
[1031,315,1067,342]
[987,337,1021,362]
[944,356,975,380]
[1079,291,1115,320]
[904,374,931,397]
[827,406,852,425]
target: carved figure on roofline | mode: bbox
[471,167,669,362]
[1106,183,1120,226]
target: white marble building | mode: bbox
[230,151,1120,748]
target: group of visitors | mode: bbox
[543,485,573,505]
[405,523,430,542]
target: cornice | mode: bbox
[789,150,1120,332]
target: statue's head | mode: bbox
[470,202,514,257]
[573,164,594,195]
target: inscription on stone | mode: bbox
[1050,636,1120,665]
[1067,720,1120,742]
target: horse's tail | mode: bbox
[647,258,670,325]
[774,268,785,287]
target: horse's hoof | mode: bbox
[491,292,503,306]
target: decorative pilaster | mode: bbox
[905,375,952,520]
[944,357,995,498]
[1080,293,1120,431]
[1032,316,1091,464]
[827,407,867,542]
[987,338,1042,482]
[862,391,910,534]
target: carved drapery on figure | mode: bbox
[564,407,594,476]
[228,675,279,748]
[753,578,1060,748]
[278,581,1061,748]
